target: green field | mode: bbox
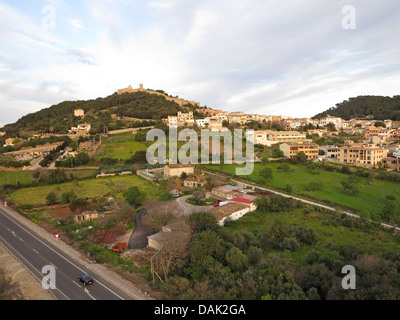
[95,132,189,160]
[205,162,400,217]
[227,208,400,266]
[7,174,170,206]
[95,134,152,160]
[0,171,34,186]
[227,209,400,264]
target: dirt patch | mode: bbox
[87,226,127,244]
[122,249,156,267]
[51,206,74,218]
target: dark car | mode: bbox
[78,274,94,285]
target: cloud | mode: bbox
[0,0,400,127]
[68,18,84,32]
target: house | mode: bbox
[73,211,104,224]
[212,185,241,200]
[279,142,319,160]
[196,119,208,128]
[227,112,248,125]
[69,123,92,135]
[319,115,342,129]
[337,143,388,167]
[210,202,253,226]
[229,197,257,212]
[163,164,195,178]
[74,109,85,118]
[381,157,399,171]
[184,176,204,188]
[147,220,191,250]
[307,129,327,138]
[3,138,15,147]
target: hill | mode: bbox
[314,95,400,120]
[1,88,202,136]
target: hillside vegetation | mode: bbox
[1,91,199,136]
[314,95,400,120]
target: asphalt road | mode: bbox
[128,209,157,249]
[0,206,139,300]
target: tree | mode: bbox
[188,212,219,233]
[75,153,90,166]
[381,196,397,221]
[115,201,137,226]
[180,171,188,180]
[154,232,191,280]
[123,186,145,208]
[225,247,248,272]
[69,198,90,213]
[189,230,225,272]
[259,167,273,180]
[46,192,59,205]
[61,190,77,204]
[296,152,308,164]
[191,189,206,205]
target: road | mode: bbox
[128,209,157,249]
[203,170,400,232]
[0,205,148,300]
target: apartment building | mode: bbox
[279,142,319,160]
[247,130,307,146]
[319,145,339,160]
[337,143,388,167]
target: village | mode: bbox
[1,85,400,265]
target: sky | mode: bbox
[1,0,400,128]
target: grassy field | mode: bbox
[205,162,400,217]
[95,132,190,160]
[226,207,400,267]
[0,169,98,187]
[0,171,34,186]
[7,174,169,206]
[95,134,152,160]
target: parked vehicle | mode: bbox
[112,242,127,253]
[219,201,229,207]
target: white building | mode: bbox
[319,115,342,128]
[196,119,208,128]
[246,130,307,146]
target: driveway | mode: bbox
[173,195,214,217]
[128,209,158,249]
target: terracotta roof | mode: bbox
[230,197,254,204]
[210,202,249,221]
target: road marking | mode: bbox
[33,249,40,255]
[0,233,69,301]
[84,288,96,300]
[0,208,126,300]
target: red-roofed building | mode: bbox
[229,197,257,212]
